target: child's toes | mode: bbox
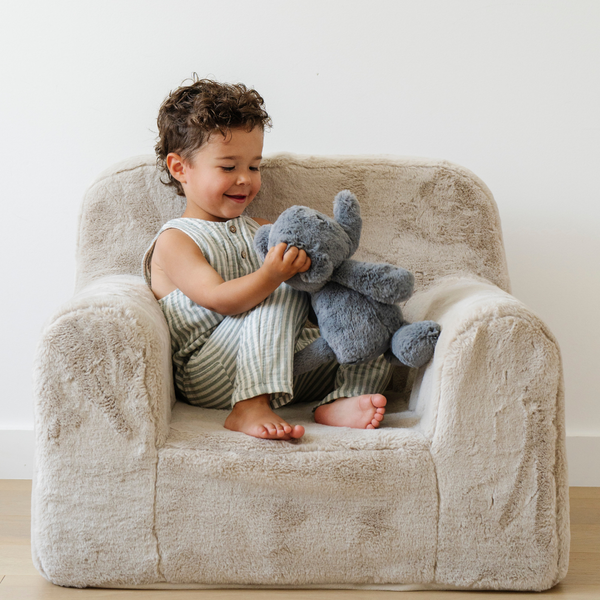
[373,413,384,422]
[257,426,271,438]
[372,394,387,408]
[291,425,305,438]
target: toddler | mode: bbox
[142,77,392,440]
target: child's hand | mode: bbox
[260,242,311,284]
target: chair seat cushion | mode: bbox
[154,400,439,586]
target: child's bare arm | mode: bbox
[154,229,310,316]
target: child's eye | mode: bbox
[250,167,260,172]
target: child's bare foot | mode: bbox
[224,395,305,440]
[313,394,387,429]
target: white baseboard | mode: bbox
[1,430,599,486]
[0,430,35,479]
[565,436,600,486]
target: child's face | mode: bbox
[170,126,264,222]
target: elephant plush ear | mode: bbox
[333,190,362,256]
[253,224,272,262]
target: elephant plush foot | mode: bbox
[385,321,441,368]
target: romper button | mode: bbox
[241,251,247,259]
[229,225,237,233]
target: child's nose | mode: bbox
[236,171,251,185]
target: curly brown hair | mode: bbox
[155,77,272,196]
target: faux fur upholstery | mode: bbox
[31,154,568,591]
[74,153,510,295]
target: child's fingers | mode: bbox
[291,249,309,268]
[283,245,299,263]
[299,256,311,272]
[267,245,311,275]
[269,242,288,260]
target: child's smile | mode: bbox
[225,193,249,203]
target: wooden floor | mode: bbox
[1,481,598,599]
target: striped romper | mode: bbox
[142,215,392,412]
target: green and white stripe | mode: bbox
[142,215,392,411]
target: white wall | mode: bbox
[1,0,599,481]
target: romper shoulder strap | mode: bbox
[141,218,195,289]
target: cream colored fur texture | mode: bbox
[32,154,568,591]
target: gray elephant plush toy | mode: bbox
[253,190,441,376]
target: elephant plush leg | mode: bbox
[293,336,337,377]
[385,321,441,368]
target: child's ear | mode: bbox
[253,225,272,261]
[166,153,187,183]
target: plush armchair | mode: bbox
[31,154,569,591]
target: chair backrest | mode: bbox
[75,153,510,294]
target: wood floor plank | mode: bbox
[0,577,595,600]
[569,499,600,525]
[570,524,600,553]
[569,487,600,499]
[0,481,31,516]
[0,545,37,576]
[561,552,600,585]
[0,480,32,492]
[0,515,31,544]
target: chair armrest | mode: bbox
[402,275,569,591]
[31,274,173,586]
[34,274,174,446]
